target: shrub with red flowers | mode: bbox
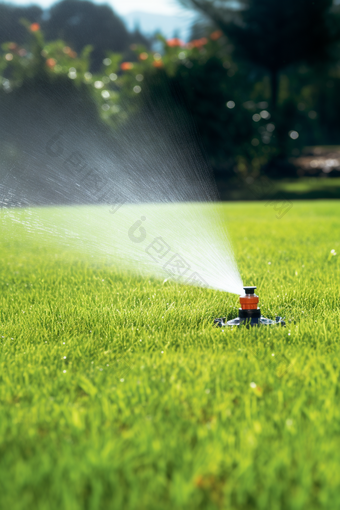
[10,27,277,175]
[0,21,124,124]
[0,24,320,181]
[0,21,90,88]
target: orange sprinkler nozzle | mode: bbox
[240,296,259,309]
[240,286,259,310]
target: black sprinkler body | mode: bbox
[215,286,285,327]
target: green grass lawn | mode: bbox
[275,177,340,200]
[219,177,340,201]
[0,200,339,510]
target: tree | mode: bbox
[180,0,340,108]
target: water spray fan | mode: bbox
[215,286,285,327]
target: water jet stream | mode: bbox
[0,95,243,295]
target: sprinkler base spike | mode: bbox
[214,316,285,327]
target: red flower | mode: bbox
[153,60,163,68]
[46,58,57,68]
[210,30,223,40]
[187,37,208,49]
[30,23,40,32]
[166,38,185,47]
[121,62,134,70]
[62,46,77,58]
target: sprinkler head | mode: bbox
[214,285,285,327]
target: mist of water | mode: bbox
[0,90,243,295]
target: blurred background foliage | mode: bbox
[2,0,340,199]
